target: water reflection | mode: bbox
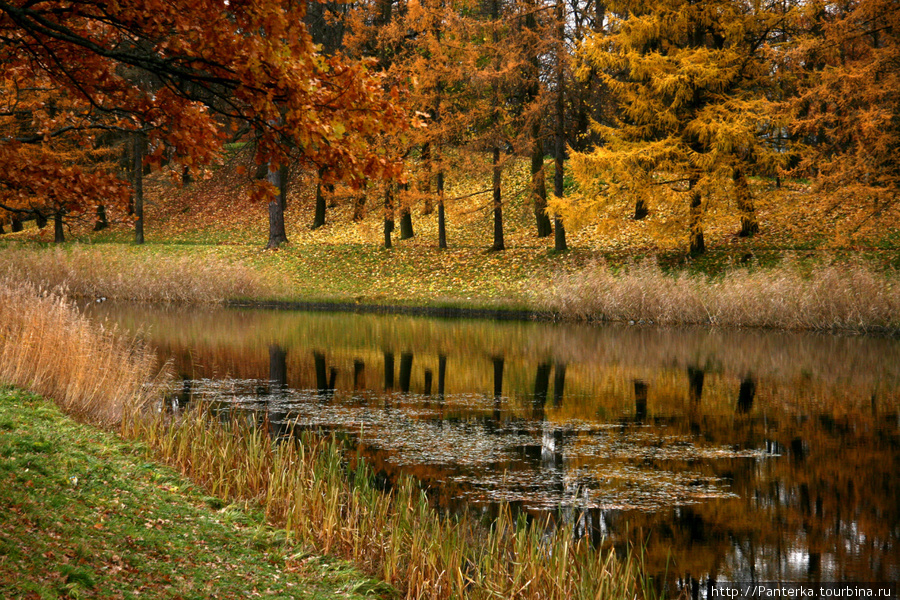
[87,304,900,587]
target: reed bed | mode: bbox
[0,283,158,426]
[542,258,900,333]
[127,409,648,600]
[0,245,270,303]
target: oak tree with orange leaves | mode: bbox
[0,0,408,245]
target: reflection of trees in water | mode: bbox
[119,304,900,586]
[92,303,900,395]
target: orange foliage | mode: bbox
[0,0,409,222]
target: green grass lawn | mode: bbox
[0,387,392,600]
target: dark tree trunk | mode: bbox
[399,211,414,239]
[490,146,505,251]
[399,181,414,240]
[532,123,553,237]
[633,198,649,220]
[552,0,568,252]
[265,164,289,249]
[53,212,64,243]
[93,204,109,231]
[384,183,394,248]
[733,167,759,237]
[133,134,145,245]
[182,165,192,186]
[688,177,705,256]
[11,218,23,232]
[421,142,433,215]
[0,220,4,234]
[437,170,447,249]
[312,167,326,229]
[35,210,47,229]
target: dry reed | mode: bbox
[0,245,270,303]
[541,258,900,333]
[127,409,648,600]
[0,283,159,426]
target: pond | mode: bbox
[88,303,900,588]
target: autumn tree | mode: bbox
[784,0,900,235]
[0,0,408,247]
[0,75,126,242]
[568,0,785,254]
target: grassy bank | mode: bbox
[0,283,649,599]
[0,387,385,599]
[2,240,898,332]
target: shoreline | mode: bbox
[223,298,900,337]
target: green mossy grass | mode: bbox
[0,386,391,600]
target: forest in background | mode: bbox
[1,0,898,256]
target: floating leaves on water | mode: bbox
[186,378,767,511]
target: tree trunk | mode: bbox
[53,211,64,243]
[733,167,759,237]
[553,0,567,252]
[133,133,145,245]
[399,182,414,239]
[93,204,109,231]
[0,219,4,234]
[265,164,289,249]
[399,211,414,239]
[352,185,366,222]
[531,122,552,237]
[421,142,433,215]
[11,217,23,232]
[384,183,394,249]
[633,198,648,220]
[182,165,192,186]
[312,167,326,229]
[490,146,505,251]
[437,170,447,249]
[688,177,705,256]
[35,210,47,229]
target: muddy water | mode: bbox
[88,304,900,586]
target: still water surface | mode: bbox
[88,304,900,587]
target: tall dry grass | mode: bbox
[0,245,270,303]
[542,258,900,333]
[128,409,648,600]
[0,283,159,426]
